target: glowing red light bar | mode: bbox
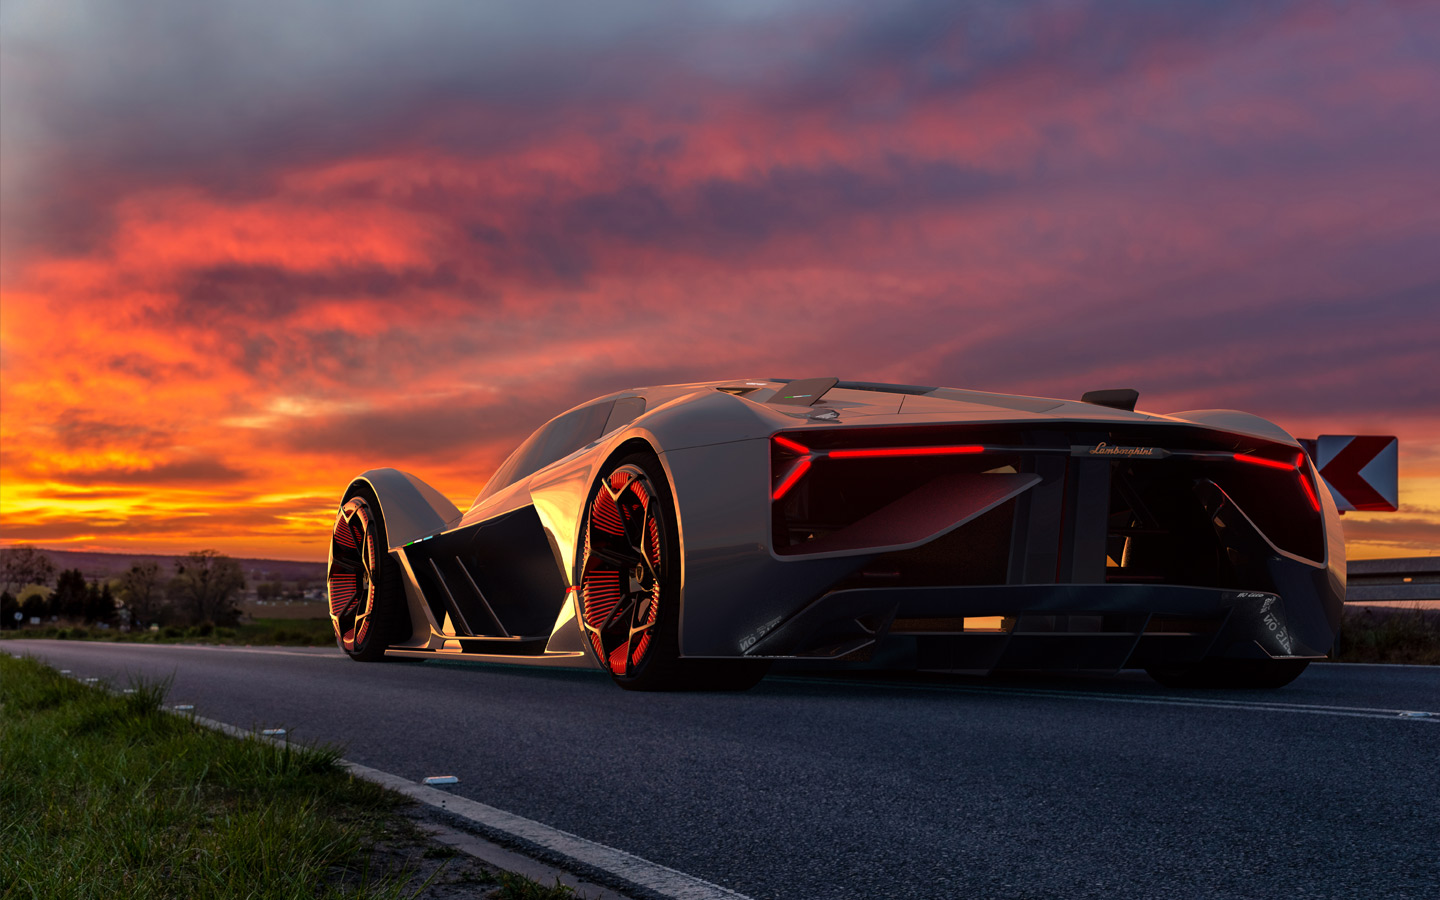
[828,445,985,459]
[1233,453,1295,471]
[772,457,813,500]
[772,435,810,455]
[1298,472,1322,512]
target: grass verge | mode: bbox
[1333,606,1440,665]
[0,655,579,899]
[0,617,337,647]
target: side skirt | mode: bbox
[384,648,597,669]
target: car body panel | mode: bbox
[330,378,1346,678]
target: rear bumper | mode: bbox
[745,583,1328,673]
[664,424,1345,668]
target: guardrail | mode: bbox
[1347,557,1440,603]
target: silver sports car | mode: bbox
[327,378,1343,690]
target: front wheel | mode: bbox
[327,490,406,661]
[1146,658,1310,689]
[578,452,767,691]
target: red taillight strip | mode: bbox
[773,434,810,455]
[770,434,992,500]
[1296,455,1323,512]
[1298,471,1322,512]
[1233,451,1323,513]
[772,457,813,501]
[829,445,985,459]
[1233,453,1295,471]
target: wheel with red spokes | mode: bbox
[328,490,405,661]
[579,452,767,691]
[579,456,672,689]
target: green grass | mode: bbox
[1,617,337,647]
[1334,606,1440,665]
[0,655,592,899]
[491,873,578,899]
[0,654,415,899]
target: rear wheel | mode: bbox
[328,490,406,661]
[1146,658,1310,689]
[578,452,767,691]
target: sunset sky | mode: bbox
[2,0,1437,562]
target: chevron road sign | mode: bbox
[1299,435,1399,512]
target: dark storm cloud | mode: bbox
[8,0,1436,294]
[172,262,469,318]
[50,413,169,453]
[772,0,1275,105]
[2,1,803,247]
[280,394,537,462]
[5,0,1384,258]
[931,278,1440,418]
[58,457,250,486]
[549,157,1011,260]
[0,516,215,542]
[276,354,712,464]
[105,354,203,384]
[306,156,1010,285]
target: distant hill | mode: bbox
[18,549,326,584]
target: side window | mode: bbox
[603,396,646,434]
[484,401,615,496]
[534,400,614,470]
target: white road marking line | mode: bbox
[774,677,1440,722]
[137,644,343,660]
[944,684,1436,716]
[416,819,632,900]
[9,669,640,897]
[170,710,751,900]
[1313,661,1440,670]
[349,760,752,900]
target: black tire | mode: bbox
[578,452,768,691]
[327,486,407,662]
[1146,658,1310,689]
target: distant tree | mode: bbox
[256,581,282,602]
[83,581,116,625]
[118,562,167,627]
[20,593,47,621]
[169,550,245,625]
[123,564,163,621]
[0,591,16,629]
[1,547,56,595]
[52,569,89,620]
[101,583,117,624]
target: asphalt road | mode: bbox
[6,639,1437,900]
